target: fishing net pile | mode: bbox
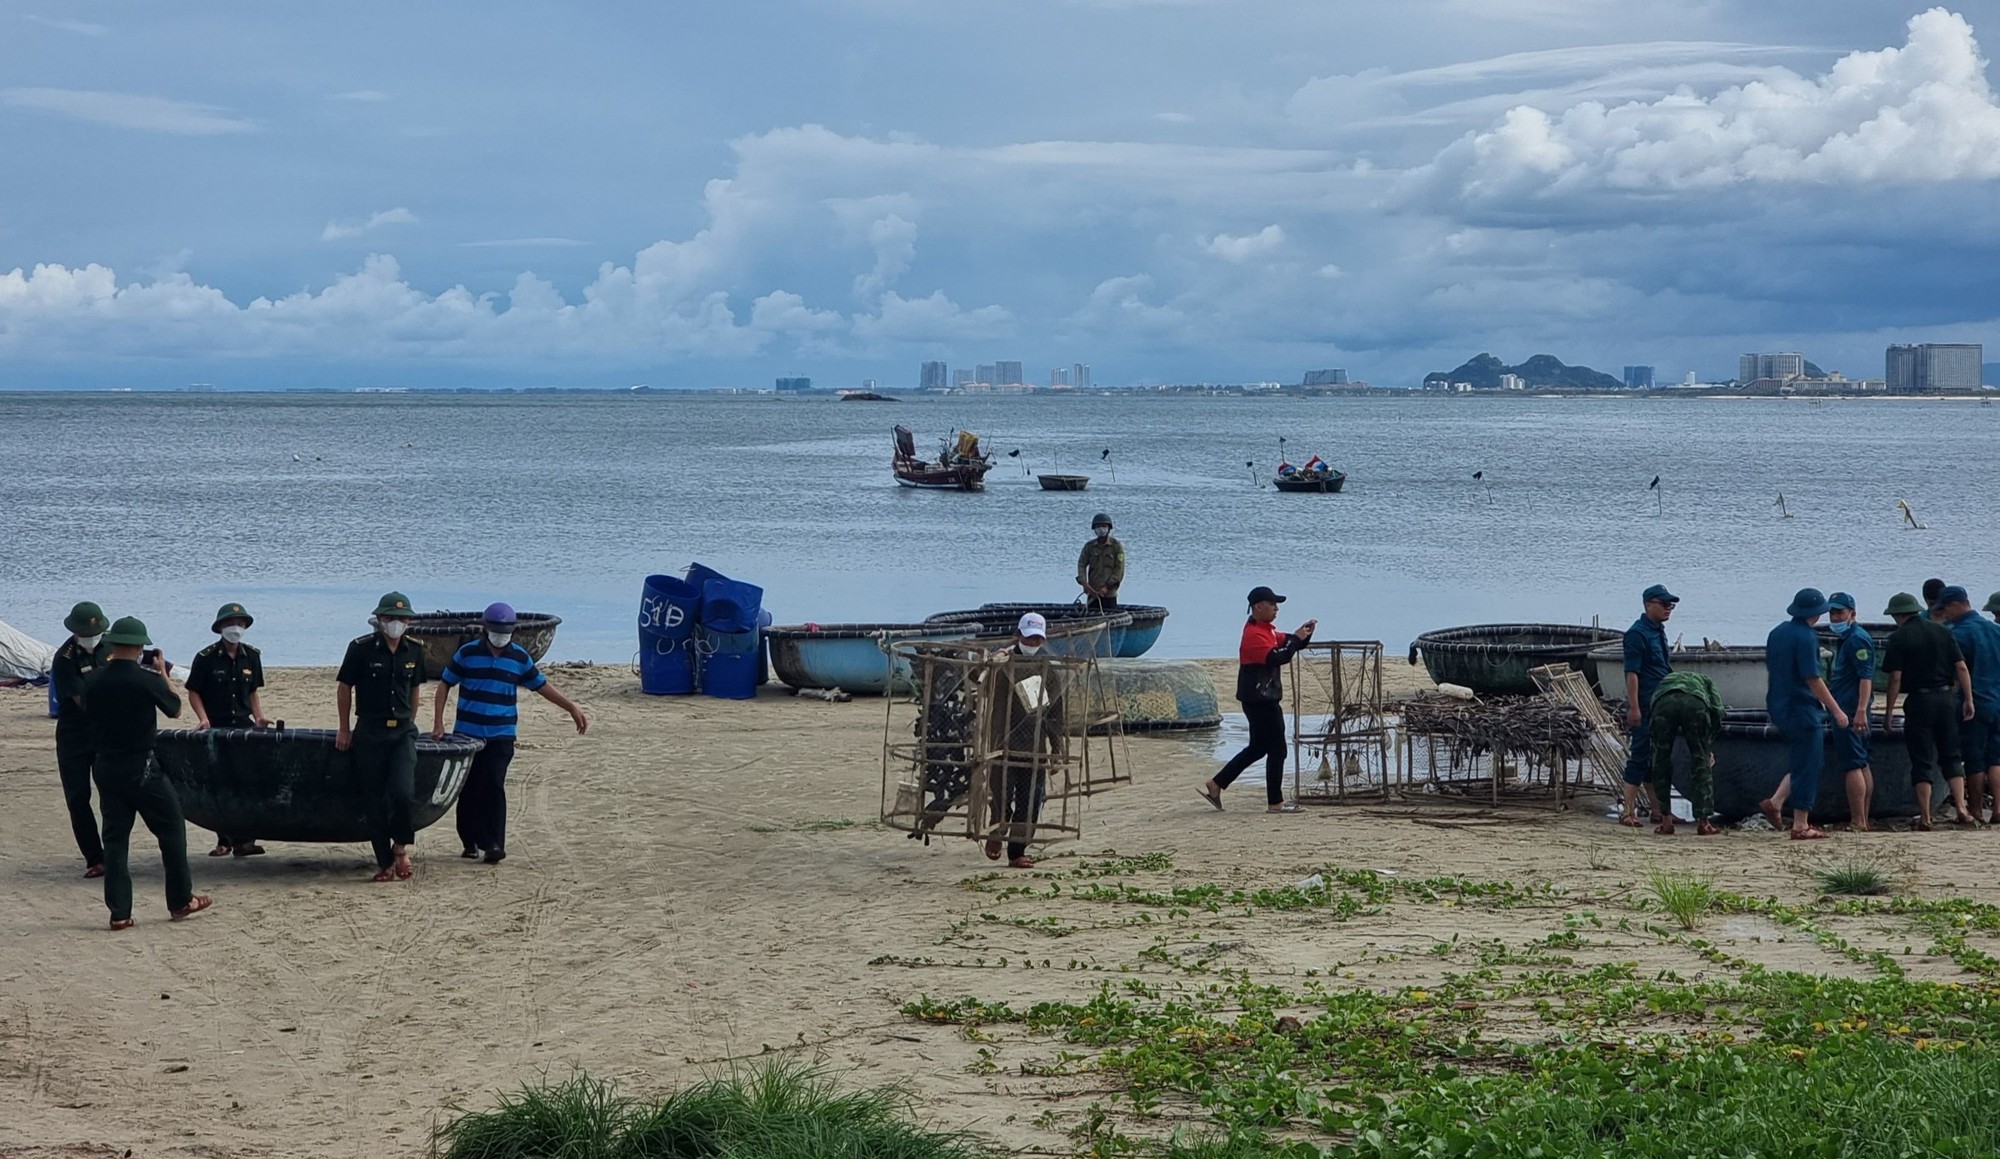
[1399,694,1598,762]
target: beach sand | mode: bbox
[0,660,1976,1156]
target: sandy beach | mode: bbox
[3,658,1995,1157]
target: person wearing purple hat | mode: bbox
[432,602,588,864]
[1765,588,1849,840]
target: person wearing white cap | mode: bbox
[983,612,1056,868]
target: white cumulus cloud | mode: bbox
[322,207,420,241]
[1415,7,2000,210]
[1202,224,1286,261]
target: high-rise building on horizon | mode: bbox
[1886,343,1983,394]
[975,363,997,385]
[953,368,975,388]
[1072,363,1091,390]
[995,360,1023,386]
[1623,365,1655,389]
[1738,352,1805,384]
[1050,367,1070,387]
[1302,369,1348,386]
[919,360,948,391]
[775,376,811,392]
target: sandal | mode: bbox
[1618,813,1642,828]
[1758,799,1783,829]
[1267,802,1304,814]
[1790,826,1829,841]
[1653,820,1676,836]
[1696,820,1721,836]
[1197,785,1224,811]
[232,844,265,857]
[1008,856,1035,869]
[983,840,1003,861]
[371,867,397,882]
[83,863,105,879]
[170,895,212,921]
[460,847,481,860]
[108,917,135,931]
[1916,818,1935,832]
[207,844,232,858]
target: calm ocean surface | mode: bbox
[4,390,1997,668]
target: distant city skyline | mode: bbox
[3,5,2000,390]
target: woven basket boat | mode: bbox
[1411,623,1623,696]
[153,727,483,843]
[405,611,562,679]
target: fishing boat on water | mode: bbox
[1037,474,1089,491]
[1272,455,1346,493]
[893,425,993,491]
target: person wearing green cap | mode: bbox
[185,602,270,857]
[1985,592,2000,624]
[1076,514,1125,613]
[1880,591,1973,831]
[51,600,112,877]
[82,615,210,929]
[51,603,112,875]
[335,592,429,881]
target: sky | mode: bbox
[3,1,1999,390]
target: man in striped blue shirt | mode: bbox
[430,603,589,864]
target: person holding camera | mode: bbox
[1199,585,1316,814]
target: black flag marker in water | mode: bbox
[1008,449,1020,457]
[1649,475,1662,516]
[1102,448,1111,460]
[1648,475,1660,490]
[1472,470,1484,480]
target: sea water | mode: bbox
[5,390,1996,667]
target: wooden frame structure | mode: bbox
[1288,640,1395,804]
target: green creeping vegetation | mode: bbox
[431,1063,995,1159]
[901,853,2000,1158]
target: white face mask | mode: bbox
[380,620,408,640]
[1018,642,1044,656]
[1094,526,1110,538]
[220,626,246,644]
[75,634,103,650]
[486,631,513,648]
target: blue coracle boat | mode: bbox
[765,622,983,696]
[925,602,1168,658]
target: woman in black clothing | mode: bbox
[1199,585,1316,814]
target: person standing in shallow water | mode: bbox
[83,616,210,930]
[336,592,428,882]
[1199,586,1315,815]
[185,601,269,858]
[1076,513,1124,613]
[51,600,111,879]
[432,603,588,865]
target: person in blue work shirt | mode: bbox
[1941,585,2000,824]
[1760,592,1876,831]
[430,603,589,864]
[1619,583,1677,828]
[1765,588,1851,840]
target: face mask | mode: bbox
[75,634,103,650]
[486,631,513,648]
[1830,619,1854,635]
[381,620,408,640]
[1094,527,1110,538]
[1018,643,1043,655]
[220,626,246,644]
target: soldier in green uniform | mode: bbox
[335,592,429,881]
[1646,670,1724,836]
[1076,513,1125,612]
[185,602,270,857]
[83,616,210,930]
[51,600,111,878]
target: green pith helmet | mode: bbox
[1985,591,2000,615]
[64,601,108,636]
[104,616,152,647]
[211,602,254,633]
[372,591,414,618]
[1884,592,1925,617]
[1091,512,1112,528]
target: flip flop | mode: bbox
[1696,821,1721,836]
[83,864,105,879]
[207,845,232,858]
[371,867,397,882]
[460,847,481,860]
[108,917,134,931]
[1758,799,1783,829]
[1916,818,1935,832]
[1618,814,1642,828]
[1653,821,1676,836]
[232,844,265,857]
[169,895,212,921]
[984,840,1003,860]
[1267,802,1304,814]
[1197,786,1224,811]
[1008,856,1035,869]
[1790,827,1829,841]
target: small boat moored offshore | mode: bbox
[1037,474,1090,491]
[893,425,993,491]
[926,602,1168,658]
[153,727,483,843]
[766,622,985,696]
[1412,623,1624,696]
[406,610,562,679]
[1273,455,1346,493]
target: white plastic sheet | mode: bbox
[0,618,57,680]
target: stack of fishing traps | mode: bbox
[881,628,1129,851]
[1289,640,1395,804]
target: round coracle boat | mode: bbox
[1590,643,1770,713]
[406,611,562,679]
[921,609,1134,659]
[1410,623,1623,696]
[766,622,986,696]
[926,603,1165,658]
[1088,658,1220,731]
[1668,710,1929,825]
[153,727,483,843]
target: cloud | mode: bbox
[852,214,917,300]
[1154,111,1194,124]
[22,14,108,36]
[851,291,1013,343]
[1202,224,1286,261]
[0,88,252,134]
[1413,8,2000,211]
[322,207,420,242]
[750,290,843,336]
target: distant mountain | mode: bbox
[1423,353,1624,391]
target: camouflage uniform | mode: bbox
[1076,536,1126,609]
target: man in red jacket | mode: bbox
[1199,586,1316,814]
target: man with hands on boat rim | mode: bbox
[1076,513,1124,612]
[1880,591,1973,831]
[1940,586,2000,824]
[336,592,428,881]
[186,601,270,859]
[1765,589,1850,841]
[1618,584,1676,828]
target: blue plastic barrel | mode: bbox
[685,562,729,622]
[638,574,700,695]
[702,578,765,634]
[47,678,60,718]
[700,624,762,700]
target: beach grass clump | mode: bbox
[1646,867,1715,930]
[433,1062,992,1159]
[1815,858,1895,896]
